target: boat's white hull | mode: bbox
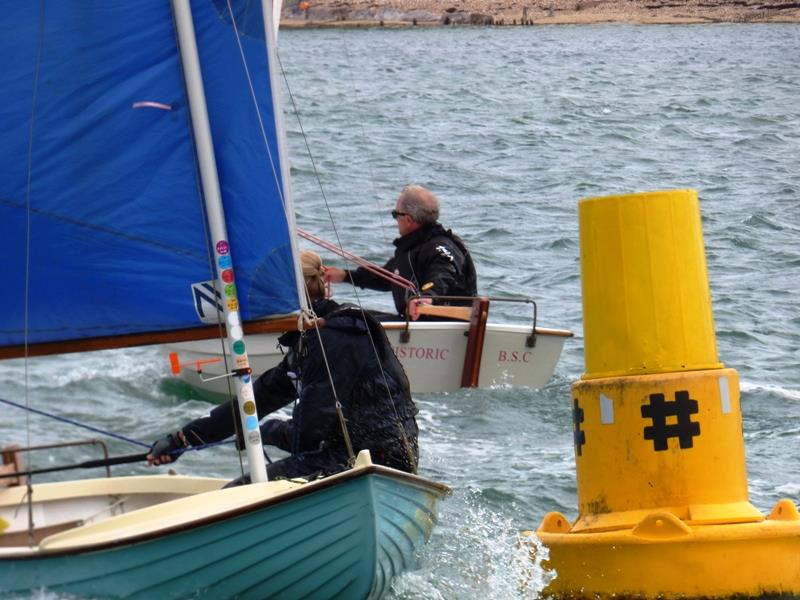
[167,321,572,400]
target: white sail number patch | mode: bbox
[192,280,223,323]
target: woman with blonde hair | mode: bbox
[299,249,326,301]
[149,251,419,481]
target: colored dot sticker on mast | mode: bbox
[224,284,236,298]
[218,255,232,269]
[221,269,234,283]
[216,240,229,255]
[233,340,245,355]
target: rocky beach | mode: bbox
[280,0,800,26]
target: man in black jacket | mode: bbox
[325,185,478,319]
[148,252,419,481]
[325,185,477,320]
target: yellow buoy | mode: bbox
[526,189,800,598]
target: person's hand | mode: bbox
[323,266,346,284]
[147,431,186,466]
[408,297,433,321]
[259,419,290,450]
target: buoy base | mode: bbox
[526,499,800,599]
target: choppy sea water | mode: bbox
[2,24,799,599]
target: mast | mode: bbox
[172,0,268,483]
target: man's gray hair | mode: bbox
[398,185,439,225]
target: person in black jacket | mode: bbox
[147,251,419,481]
[324,185,477,320]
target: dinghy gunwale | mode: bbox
[0,458,450,559]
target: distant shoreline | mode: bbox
[279,0,800,28]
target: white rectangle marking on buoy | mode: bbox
[600,393,614,424]
[719,376,732,414]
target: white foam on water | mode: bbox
[389,487,556,599]
[740,380,800,401]
[774,482,800,497]
[1,347,165,389]
[488,369,516,389]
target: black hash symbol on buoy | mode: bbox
[573,398,586,456]
[641,390,700,451]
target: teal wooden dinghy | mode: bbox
[0,451,448,598]
[0,1,449,597]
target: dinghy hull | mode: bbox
[0,459,449,599]
[167,322,572,399]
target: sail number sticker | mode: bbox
[191,281,223,324]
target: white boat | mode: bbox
[161,41,575,402]
[0,1,448,597]
[168,315,573,400]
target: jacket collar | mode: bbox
[393,223,445,251]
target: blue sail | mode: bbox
[0,1,301,352]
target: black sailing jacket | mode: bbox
[180,299,419,477]
[346,223,478,317]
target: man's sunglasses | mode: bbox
[391,210,408,219]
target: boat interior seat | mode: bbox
[0,520,83,548]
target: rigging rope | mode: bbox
[279,45,420,473]
[298,228,417,293]
[200,5,420,474]
[20,6,48,544]
[0,396,150,449]
[302,287,356,465]
[0,395,240,458]
[23,7,46,451]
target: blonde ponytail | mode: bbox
[300,250,326,300]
